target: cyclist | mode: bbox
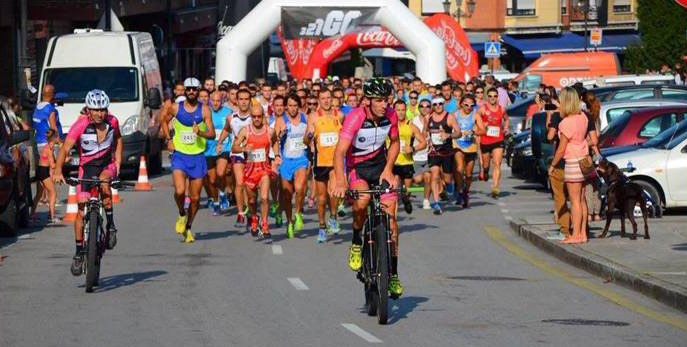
[305,89,343,243]
[273,94,309,238]
[454,95,478,207]
[162,77,215,242]
[217,88,252,226]
[331,78,404,297]
[205,91,232,215]
[391,100,426,214]
[53,89,122,276]
[426,97,460,215]
[476,88,510,198]
[232,105,280,242]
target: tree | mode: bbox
[624,0,687,73]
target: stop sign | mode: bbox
[676,0,687,9]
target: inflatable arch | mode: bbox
[215,0,447,84]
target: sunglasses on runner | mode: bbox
[409,96,418,100]
[432,102,444,106]
[462,103,474,108]
[487,94,498,98]
[307,102,318,106]
[185,87,199,92]
[419,104,431,109]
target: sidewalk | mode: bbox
[509,216,687,314]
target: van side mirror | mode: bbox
[146,88,162,109]
[20,89,36,110]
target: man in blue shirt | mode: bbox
[440,81,458,114]
[32,84,64,151]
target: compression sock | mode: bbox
[352,228,363,246]
[75,242,84,254]
[178,206,186,217]
[104,207,114,228]
[391,256,398,276]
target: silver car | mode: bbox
[600,99,687,131]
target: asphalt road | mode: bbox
[1,166,686,346]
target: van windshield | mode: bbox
[518,75,542,91]
[43,67,138,103]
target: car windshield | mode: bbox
[641,120,687,149]
[42,67,139,103]
[600,112,631,138]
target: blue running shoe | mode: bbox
[219,194,229,210]
[317,228,327,243]
[432,202,442,215]
[212,203,221,216]
[205,198,213,209]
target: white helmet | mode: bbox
[85,89,110,109]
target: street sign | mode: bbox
[590,28,602,46]
[484,42,501,58]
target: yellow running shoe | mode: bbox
[389,275,404,297]
[175,215,187,234]
[348,245,362,272]
[184,229,195,243]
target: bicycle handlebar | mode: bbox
[65,177,135,189]
[345,186,407,199]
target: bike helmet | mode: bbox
[85,89,110,109]
[363,78,393,99]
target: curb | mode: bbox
[509,220,687,314]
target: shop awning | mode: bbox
[503,32,640,59]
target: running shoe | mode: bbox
[439,191,450,201]
[294,213,304,232]
[261,221,271,243]
[183,228,195,243]
[269,203,279,218]
[402,194,413,214]
[212,203,221,216]
[490,188,500,199]
[275,213,283,228]
[337,202,346,217]
[286,222,295,239]
[184,196,191,210]
[327,218,340,235]
[422,199,431,210]
[106,225,117,250]
[317,228,327,243]
[70,253,84,276]
[235,213,245,228]
[432,202,442,215]
[263,232,272,244]
[219,193,229,210]
[389,275,404,297]
[348,245,362,271]
[205,198,213,209]
[250,215,259,237]
[175,215,187,234]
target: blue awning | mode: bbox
[502,32,640,59]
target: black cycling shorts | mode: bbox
[480,141,504,154]
[393,164,415,180]
[428,155,454,174]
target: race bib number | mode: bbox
[247,148,267,163]
[180,131,197,144]
[486,126,500,138]
[431,133,444,145]
[319,132,338,147]
[285,138,306,157]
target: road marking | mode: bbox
[287,277,309,290]
[498,202,506,207]
[341,323,383,343]
[483,226,687,332]
[17,234,32,240]
[272,245,283,255]
[645,271,687,276]
[500,209,509,214]
[504,215,513,221]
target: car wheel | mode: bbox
[17,172,31,228]
[632,180,662,219]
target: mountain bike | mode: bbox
[347,183,406,325]
[66,177,133,293]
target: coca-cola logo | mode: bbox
[431,20,471,66]
[355,30,400,47]
[322,38,344,59]
[284,40,298,65]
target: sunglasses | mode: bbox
[409,96,418,100]
[307,102,318,106]
[419,104,431,108]
[475,90,484,94]
[432,102,444,106]
[185,87,199,91]
[462,103,474,107]
[487,94,498,98]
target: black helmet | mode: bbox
[363,78,393,99]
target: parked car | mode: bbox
[505,130,530,166]
[0,103,32,236]
[598,99,687,131]
[591,85,687,103]
[505,96,535,134]
[582,74,676,88]
[599,106,687,148]
[605,120,687,211]
[510,111,551,189]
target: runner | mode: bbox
[267,95,284,227]
[231,105,280,243]
[273,94,309,238]
[331,78,404,297]
[53,90,122,275]
[426,97,460,215]
[204,91,232,215]
[476,87,510,198]
[224,84,239,111]
[405,91,420,121]
[454,95,478,207]
[305,94,319,209]
[257,83,273,115]
[391,101,426,214]
[217,88,252,227]
[162,77,215,242]
[412,99,433,209]
[304,89,343,243]
[440,81,458,113]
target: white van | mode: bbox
[38,29,164,173]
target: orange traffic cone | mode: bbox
[135,155,153,191]
[111,187,122,204]
[62,185,78,223]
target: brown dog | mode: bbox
[597,160,649,240]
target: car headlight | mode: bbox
[121,115,139,136]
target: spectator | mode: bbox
[30,128,59,225]
[549,87,590,244]
[496,81,511,109]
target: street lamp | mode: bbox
[577,0,590,52]
[442,0,476,18]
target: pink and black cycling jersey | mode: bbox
[66,114,120,167]
[340,106,398,169]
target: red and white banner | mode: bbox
[281,14,479,82]
[675,0,687,9]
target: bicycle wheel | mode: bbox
[363,227,377,316]
[85,208,101,293]
[375,222,389,325]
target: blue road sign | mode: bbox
[484,42,501,58]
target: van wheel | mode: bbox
[633,180,662,219]
[17,174,31,228]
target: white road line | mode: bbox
[500,209,509,214]
[272,245,283,255]
[498,202,506,207]
[287,277,309,290]
[645,271,687,276]
[504,215,513,221]
[341,323,383,343]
